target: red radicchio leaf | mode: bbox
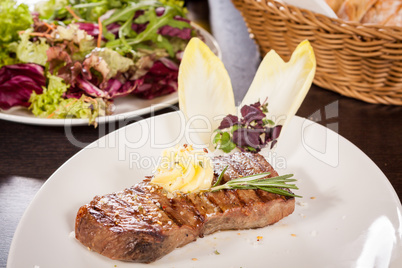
[155,7,165,16]
[105,79,123,97]
[131,10,148,35]
[132,22,148,34]
[232,128,263,150]
[158,16,192,40]
[270,125,282,149]
[63,86,84,99]
[214,99,283,153]
[250,101,262,109]
[0,64,46,110]
[71,74,139,99]
[272,125,282,140]
[158,25,192,40]
[105,78,141,98]
[218,114,239,129]
[74,76,105,98]
[132,59,178,99]
[76,22,99,36]
[157,57,179,71]
[118,79,143,95]
[134,77,177,99]
[106,23,121,37]
[259,124,282,150]
[240,102,265,124]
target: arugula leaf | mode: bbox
[103,1,160,26]
[165,19,190,29]
[103,1,192,57]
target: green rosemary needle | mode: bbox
[212,165,228,187]
[210,167,302,198]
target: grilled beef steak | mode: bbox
[75,152,295,263]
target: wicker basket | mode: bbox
[232,0,402,105]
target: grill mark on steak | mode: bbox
[186,192,222,215]
[182,195,206,224]
[230,189,251,206]
[218,153,267,205]
[255,189,277,202]
[167,194,201,227]
[205,191,236,212]
[132,183,184,227]
[224,189,244,207]
[236,188,262,205]
[75,152,296,263]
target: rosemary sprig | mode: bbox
[212,165,228,187]
[210,167,302,198]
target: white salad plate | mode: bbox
[0,24,220,127]
[7,112,402,268]
[0,93,179,126]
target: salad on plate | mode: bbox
[0,0,202,125]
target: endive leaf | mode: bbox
[241,40,316,132]
[178,37,236,148]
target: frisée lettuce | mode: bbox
[0,0,33,67]
[16,30,49,66]
[29,74,110,126]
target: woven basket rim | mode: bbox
[264,0,402,41]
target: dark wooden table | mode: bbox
[1,1,401,267]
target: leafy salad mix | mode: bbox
[0,0,198,125]
[213,100,282,153]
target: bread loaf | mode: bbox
[337,0,378,22]
[361,0,402,26]
[325,0,402,27]
[325,0,345,13]
[384,5,402,27]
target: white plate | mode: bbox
[0,93,178,126]
[0,24,220,126]
[7,112,402,268]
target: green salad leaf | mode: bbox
[16,30,49,66]
[0,0,32,44]
[51,24,96,61]
[0,44,19,67]
[86,48,135,80]
[1,0,192,125]
[29,74,69,118]
[35,0,69,20]
[105,4,188,57]
[0,0,33,67]
[29,74,109,126]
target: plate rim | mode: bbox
[0,93,178,126]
